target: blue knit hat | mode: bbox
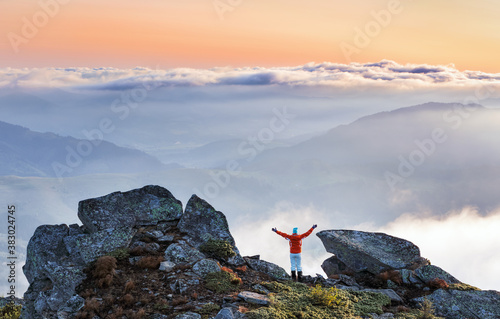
[293,227,298,234]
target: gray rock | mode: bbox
[244,256,289,280]
[317,230,422,274]
[164,242,206,265]
[74,227,136,264]
[175,312,202,319]
[362,288,403,303]
[215,308,233,319]
[56,294,85,319]
[145,230,164,239]
[22,224,87,319]
[252,284,271,295]
[158,234,175,243]
[159,261,176,272]
[178,195,245,266]
[78,185,183,233]
[414,265,461,284]
[170,278,200,295]
[413,289,500,319]
[23,224,73,284]
[321,255,350,276]
[337,285,360,291]
[192,259,221,277]
[400,269,422,285]
[143,242,161,254]
[238,291,270,305]
[215,307,247,319]
[338,274,357,287]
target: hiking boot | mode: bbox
[297,271,303,282]
[291,271,297,281]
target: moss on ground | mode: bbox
[448,283,480,291]
[0,302,22,319]
[198,302,221,318]
[246,281,391,319]
[205,271,241,293]
[350,290,391,315]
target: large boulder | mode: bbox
[178,195,245,265]
[78,185,183,233]
[22,224,86,319]
[317,230,423,274]
[413,289,500,319]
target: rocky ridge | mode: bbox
[18,185,500,319]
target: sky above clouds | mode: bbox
[2,0,500,71]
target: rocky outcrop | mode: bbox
[21,186,499,319]
[413,289,500,319]
[317,229,500,319]
[317,229,424,274]
[22,185,286,319]
[23,185,184,319]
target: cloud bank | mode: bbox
[2,60,500,95]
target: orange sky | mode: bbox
[1,0,500,71]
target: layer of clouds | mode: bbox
[2,60,500,94]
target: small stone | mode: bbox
[146,230,164,239]
[192,259,221,277]
[238,291,270,305]
[164,242,205,265]
[244,257,288,280]
[159,261,176,272]
[158,234,175,243]
[362,288,403,303]
[252,284,271,295]
[175,312,201,319]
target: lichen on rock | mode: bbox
[317,229,423,274]
[78,185,183,233]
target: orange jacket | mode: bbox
[275,227,314,254]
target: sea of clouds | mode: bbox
[2,60,500,91]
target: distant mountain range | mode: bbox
[2,102,499,222]
[235,102,500,222]
[0,121,174,177]
[251,102,500,168]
